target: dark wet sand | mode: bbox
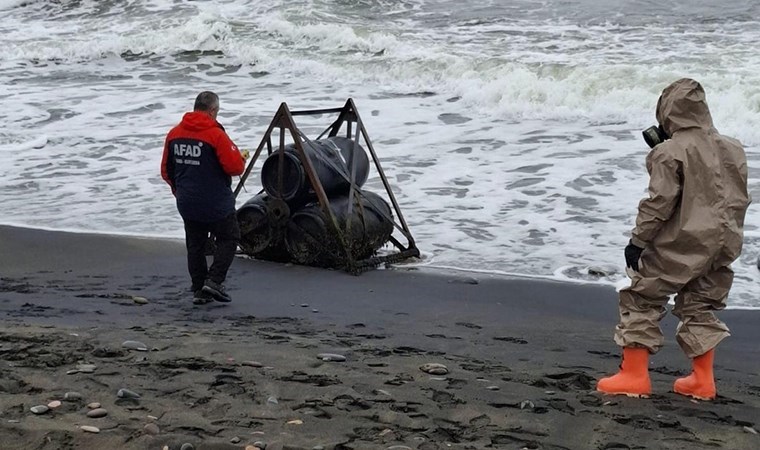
[1,225,759,450]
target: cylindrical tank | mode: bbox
[236,193,291,262]
[261,136,370,202]
[284,190,394,268]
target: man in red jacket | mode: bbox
[161,91,246,304]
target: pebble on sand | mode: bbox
[87,402,101,409]
[132,296,149,305]
[30,405,49,415]
[230,437,241,444]
[241,361,263,367]
[64,392,82,401]
[143,423,160,435]
[87,408,108,418]
[122,340,148,351]
[117,388,141,399]
[419,363,449,375]
[744,426,758,435]
[287,419,303,425]
[80,425,100,433]
[520,400,535,410]
[47,400,62,409]
[180,444,195,450]
[317,353,346,362]
[76,364,96,373]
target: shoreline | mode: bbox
[3,221,757,311]
[1,225,759,449]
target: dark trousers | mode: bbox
[184,213,240,292]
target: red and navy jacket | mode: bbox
[161,111,245,223]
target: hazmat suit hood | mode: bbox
[656,78,714,136]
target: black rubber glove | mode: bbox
[624,240,644,272]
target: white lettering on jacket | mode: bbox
[173,142,203,157]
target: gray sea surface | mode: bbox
[0,0,758,306]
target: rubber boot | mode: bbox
[597,347,651,398]
[673,349,716,400]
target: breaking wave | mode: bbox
[3,3,759,143]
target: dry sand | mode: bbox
[1,225,759,450]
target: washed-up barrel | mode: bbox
[285,190,393,268]
[236,192,291,262]
[261,136,370,202]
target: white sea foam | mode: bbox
[2,4,760,142]
[0,0,32,11]
[0,0,758,308]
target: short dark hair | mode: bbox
[194,91,219,112]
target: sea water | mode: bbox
[0,0,758,307]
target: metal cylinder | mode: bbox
[236,192,291,262]
[261,136,370,202]
[284,190,394,268]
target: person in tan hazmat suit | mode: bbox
[597,78,750,400]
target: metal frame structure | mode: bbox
[234,99,419,274]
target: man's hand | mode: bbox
[624,240,644,272]
[240,149,250,160]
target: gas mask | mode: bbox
[642,125,669,149]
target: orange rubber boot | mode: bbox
[597,347,651,398]
[673,349,716,400]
